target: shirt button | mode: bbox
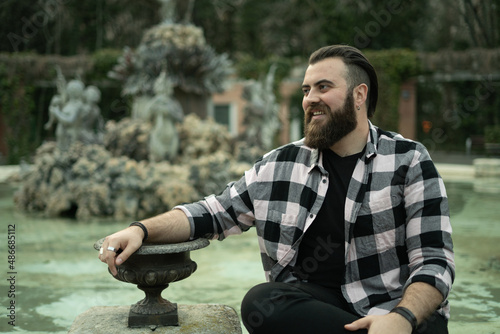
[322,179,327,183]
[309,214,314,218]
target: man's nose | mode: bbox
[303,90,321,107]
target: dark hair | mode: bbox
[309,45,378,117]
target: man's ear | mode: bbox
[353,83,368,108]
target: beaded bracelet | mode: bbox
[129,221,148,242]
[390,306,417,331]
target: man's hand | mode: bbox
[98,209,191,275]
[345,313,412,334]
[98,226,144,276]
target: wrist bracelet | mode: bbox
[129,222,148,242]
[390,306,417,330]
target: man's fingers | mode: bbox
[114,244,136,268]
[345,317,371,331]
[98,228,144,276]
[100,237,121,276]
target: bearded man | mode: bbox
[99,45,455,334]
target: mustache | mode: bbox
[305,104,330,122]
[305,104,331,125]
[305,103,330,114]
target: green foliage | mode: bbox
[485,126,500,143]
[0,63,37,164]
[365,49,421,131]
[192,0,432,58]
[0,0,162,55]
[89,49,122,81]
[235,53,293,92]
[366,49,421,82]
[417,77,499,152]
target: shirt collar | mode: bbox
[308,147,322,174]
[365,120,379,162]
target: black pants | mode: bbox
[241,282,448,334]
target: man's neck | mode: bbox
[330,121,369,157]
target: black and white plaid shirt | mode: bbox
[176,121,455,319]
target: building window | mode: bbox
[214,105,230,128]
[209,103,237,136]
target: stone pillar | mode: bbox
[398,79,417,140]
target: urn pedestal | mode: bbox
[95,238,209,328]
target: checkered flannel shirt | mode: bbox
[176,121,455,318]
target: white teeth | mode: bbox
[313,111,324,116]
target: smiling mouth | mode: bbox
[306,105,329,119]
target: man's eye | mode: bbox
[302,88,310,95]
[319,85,328,91]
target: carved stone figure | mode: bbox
[45,79,86,150]
[148,72,184,162]
[241,64,280,151]
[45,68,104,150]
[81,85,104,144]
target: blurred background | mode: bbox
[0,0,499,165]
[0,1,500,333]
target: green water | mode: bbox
[0,180,499,333]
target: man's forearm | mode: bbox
[344,281,444,333]
[397,282,444,324]
[137,209,191,243]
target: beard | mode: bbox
[303,92,357,150]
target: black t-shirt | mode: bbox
[293,148,364,290]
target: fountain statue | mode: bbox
[108,19,232,120]
[147,71,184,162]
[44,67,104,150]
[241,64,280,151]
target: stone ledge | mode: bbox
[474,158,500,177]
[0,165,23,183]
[68,304,242,334]
[435,163,475,182]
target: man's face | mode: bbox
[301,58,357,150]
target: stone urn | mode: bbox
[94,238,209,328]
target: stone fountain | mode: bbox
[13,18,247,222]
[17,4,275,333]
[94,238,209,328]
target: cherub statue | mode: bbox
[45,78,86,150]
[45,66,104,149]
[80,85,104,144]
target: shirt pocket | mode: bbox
[256,209,301,261]
[356,192,405,235]
[259,209,299,239]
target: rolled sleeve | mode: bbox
[403,145,455,302]
[174,201,216,240]
[175,171,256,241]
